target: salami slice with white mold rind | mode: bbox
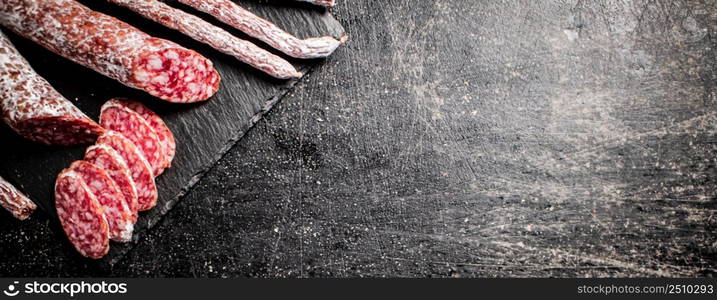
[97,131,157,211]
[69,161,133,242]
[109,99,176,175]
[100,99,165,177]
[55,169,110,259]
[84,144,139,223]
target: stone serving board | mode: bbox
[0,0,345,265]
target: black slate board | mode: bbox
[0,0,345,264]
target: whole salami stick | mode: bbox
[0,0,221,103]
[108,0,302,79]
[0,30,103,145]
[0,176,36,220]
[295,0,337,8]
[177,0,346,59]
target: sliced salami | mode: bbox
[0,30,103,145]
[84,144,139,223]
[0,176,36,220]
[97,131,157,211]
[0,0,221,103]
[100,100,164,176]
[110,99,176,174]
[55,169,110,259]
[69,161,133,242]
[179,0,346,59]
[107,0,301,79]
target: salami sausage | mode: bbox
[0,0,221,103]
[100,99,165,176]
[177,0,346,59]
[0,30,103,145]
[0,176,35,220]
[84,144,139,223]
[295,0,336,7]
[109,99,176,174]
[55,169,110,259]
[107,0,302,79]
[97,131,157,211]
[69,161,133,242]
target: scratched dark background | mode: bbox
[1,0,716,277]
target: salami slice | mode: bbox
[0,0,221,103]
[55,169,110,259]
[84,144,139,223]
[0,30,103,145]
[69,161,133,242]
[0,176,36,220]
[107,0,301,79]
[100,100,164,176]
[178,0,346,59]
[109,99,176,174]
[97,131,157,211]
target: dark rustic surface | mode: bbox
[1,0,716,277]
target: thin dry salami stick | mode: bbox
[295,0,337,7]
[0,0,221,103]
[108,0,301,79]
[0,176,35,220]
[177,0,346,59]
[0,30,103,145]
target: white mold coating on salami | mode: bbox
[178,0,346,59]
[55,170,110,259]
[0,0,221,103]
[0,175,36,220]
[0,30,102,145]
[97,131,157,211]
[108,0,301,79]
[295,0,337,7]
[85,144,139,223]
